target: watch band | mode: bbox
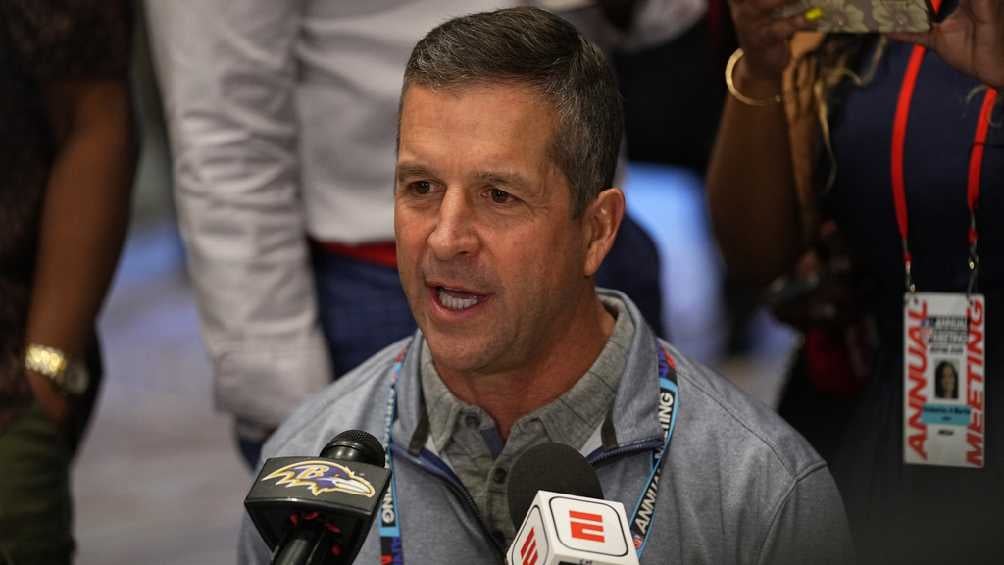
[24,344,88,395]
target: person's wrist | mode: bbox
[726,48,786,106]
[734,55,784,98]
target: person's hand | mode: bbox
[26,370,70,428]
[889,0,1004,90]
[729,0,818,83]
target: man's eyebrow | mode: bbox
[396,163,432,181]
[474,170,531,190]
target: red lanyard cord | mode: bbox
[969,89,999,247]
[890,44,928,286]
[889,1,997,292]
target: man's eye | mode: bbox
[488,189,512,204]
[411,181,433,194]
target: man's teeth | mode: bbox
[438,288,479,311]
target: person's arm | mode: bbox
[706,74,803,286]
[25,78,135,426]
[15,0,137,426]
[706,2,816,287]
[756,466,856,564]
[145,0,331,431]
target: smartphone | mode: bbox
[773,0,932,32]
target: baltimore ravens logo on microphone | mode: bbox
[262,460,377,498]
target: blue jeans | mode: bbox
[311,250,417,377]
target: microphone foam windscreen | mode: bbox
[322,429,385,466]
[507,442,604,529]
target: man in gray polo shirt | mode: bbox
[239,7,854,564]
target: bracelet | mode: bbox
[725,48,784,107]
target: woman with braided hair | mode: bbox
[707,0,1002,560]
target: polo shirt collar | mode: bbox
[392,290,666,457]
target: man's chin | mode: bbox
[423,334,495,376]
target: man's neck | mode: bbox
[434,295,616,441]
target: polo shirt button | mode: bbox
[492,467,508,484]
[465,414,480,428]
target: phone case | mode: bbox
[774,0,932,32]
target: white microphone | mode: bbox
[507,490,639,565]
[505,443,639,565]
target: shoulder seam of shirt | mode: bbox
[664,341,819,480]
[753,462,831,565]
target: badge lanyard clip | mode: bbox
[967,219,980,297]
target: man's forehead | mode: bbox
[395,82,568,200]
[396,82,556,161]
[399,83,555,152]
[400,81,556,124]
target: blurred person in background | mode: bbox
[767,219,878,466]
[146,0,690,470]
[0,0,135,563]
[707,0,1002,559]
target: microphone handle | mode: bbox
[272,526,330,565]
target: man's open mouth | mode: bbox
[434,287,485,311]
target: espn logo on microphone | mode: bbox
[550,497,627,555]
[569,510,605,542]
[515,506,550,565]
[519,526,540,565]
[507,492,637,565]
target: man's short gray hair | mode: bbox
[403,7,623,216]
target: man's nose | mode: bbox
[427,189,479,261]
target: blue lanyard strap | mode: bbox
[378,342,680,563]
[628,346,679,554]
[378,352,406,564]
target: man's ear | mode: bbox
[582,188,625,278]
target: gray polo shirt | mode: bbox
[240,291,855,564]
[420,299,635,542]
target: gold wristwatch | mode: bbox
[24,344,89,395]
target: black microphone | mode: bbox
[507,442,604,530]
[244,430,392,565]
[506,442,638,565]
